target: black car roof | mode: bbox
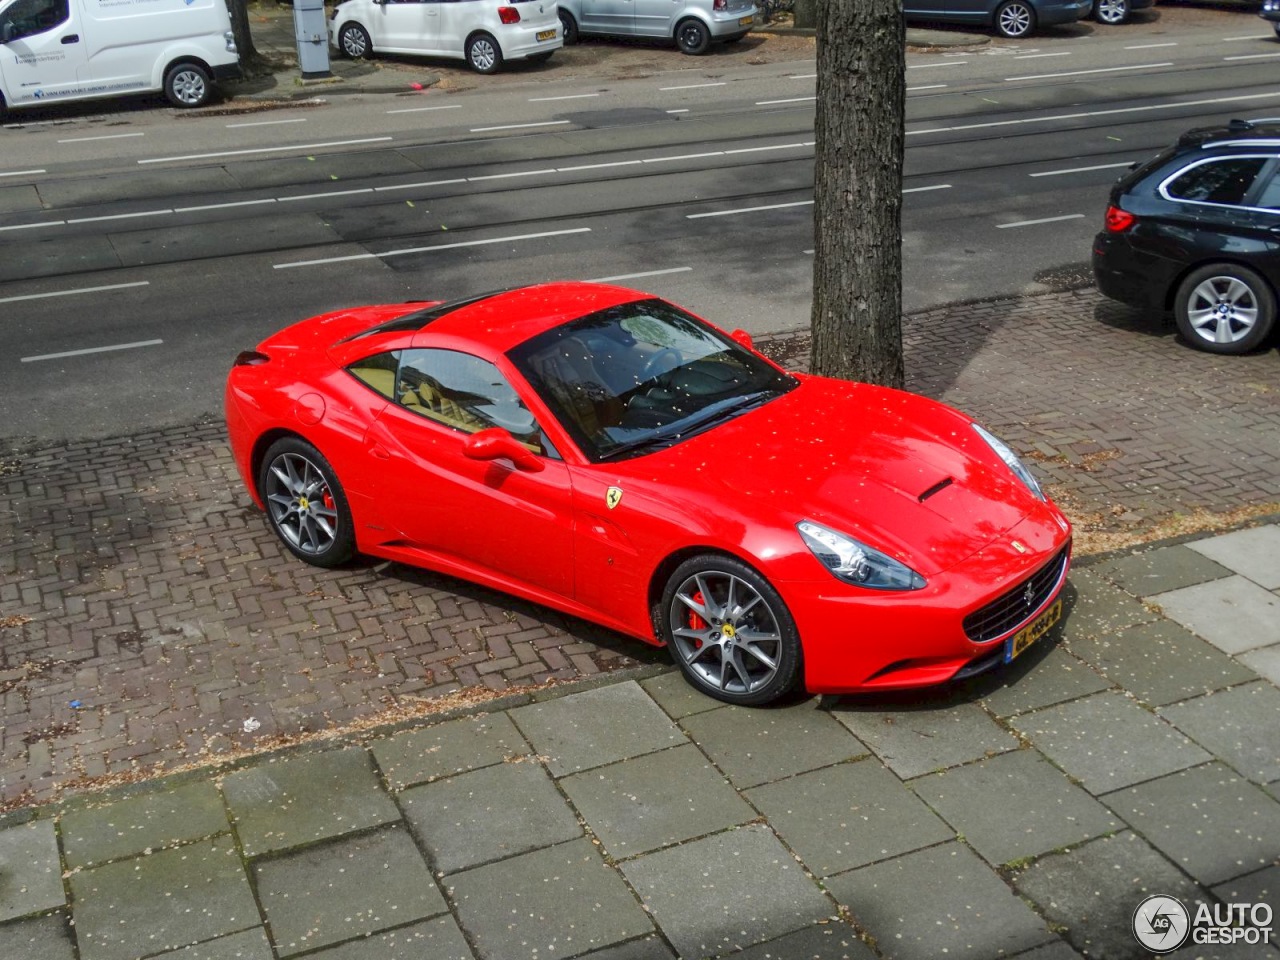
[1177,118,1280,150]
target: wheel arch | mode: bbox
[249,428,309,501]
[155,54,215,92]
[465,28,505,58]
[646,544,770,638]
[672,12,713,41]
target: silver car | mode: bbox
[557,0,758,55]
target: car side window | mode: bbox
[1253,171,1280,211]
[347,350,401,400]
[1165,157,1269,206]
[1,0,69,42]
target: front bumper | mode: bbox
[1037,0,1092,27]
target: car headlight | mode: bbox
[797,521,926,591]
[972,423,1045,501]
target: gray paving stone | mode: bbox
[912,750,1120,867]
[1013,831,1203,960]
[0,913,76,960]
[831,701,1018,779]
[679,699,864,789]
[746,760,953,878]
[1066,619,1256,707]
[0,820,64,921]
[1212,863,1280,906]
[579,935,677,960]
[1009,692,1210,794]
[826,842,1053,960]
[254,824,444,958]
[1092,544,1233,597]
[620,824,832,959]
[62,781,229,868]
[640,671,724,720]
[509,681,684,777]
[726,923,875,960]
[1054,570,1160,643]
[1237,644,1280,687]
[1189,525,1280,590]
[400,760,581,873]
[1158,682,1280,783]
[559,743,754,859]
[69,837,258,960]
[304,917,473,960]
[977,646,1112,719]
[152,928,274,960]
[371,712,528,791]
[448,837,653,960]
[222,747,400,857]
[1150,576,1280,655]
[1104,762,1280,885]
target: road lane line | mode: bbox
[755,97,815,105]
[997,214,1087,229]
[374,178,468,192]
[0,169,45,177]
[588,267,693,283]
[0,281,150,305]
[1014,52,1071,59]
[1030,161,1134,177]
[0,220,63,232]
[667,109,690,114]
[687,200,812,219]
[226,118,309,128]
[22,339,163,362]
[174,199,278,212]
[903,184,952,193]
[908,61,968,69]
[469,120,572,132]
[723,142,809,155]
[556,160,643,172]
[642,151,725,163]
[66,210,174,224]
[1223,35,1265,41]
[1225,53,1280,61]
[468,169,557,181]
[789,73,816,79]
[273,227,593,269]
[660,82,725,90]
[139,137,392,163]
[908,84,947,92]
[529,93,601,101]
[278,189,373,201]
[386,104,463,114]
[1126,42,1177,49]
[1006,62,1173,82]
[58,132,145,143]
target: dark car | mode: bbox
[1262,0,1280,40]
[903,0,1090,39]
[1092,118,1280,355]
[1091,0,1155,26]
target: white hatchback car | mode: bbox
[330,0,562,73]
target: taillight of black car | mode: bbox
[1104,205,1136,233]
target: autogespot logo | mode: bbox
[1133,895,1191,954]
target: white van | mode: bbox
[0,0,240,113]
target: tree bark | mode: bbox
[227,0,264,69]
[809,0,905,389]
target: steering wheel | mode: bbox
[641,347,682,382]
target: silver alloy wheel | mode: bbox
[997,2,1033,37]
[169,69,207,106]
[668,570,782,696]
[264,452,340,556]
[1185,276,1259,345]
[1094,0,1128,23]
[470,37,498,72]
[341,25,368,58]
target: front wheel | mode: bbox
[338,22,372,59]
[1173,263,1276,354]
[164,62,212,108]
[660,555,802,706]
[675,18,711,55]
[258,437,355,568]
[559,10,579,45]
[1092,0,1129,24]
[994,0,1036,38]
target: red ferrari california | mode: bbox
[225,282,1072,706]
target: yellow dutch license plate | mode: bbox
[1006,599,1062,662]
[537,29,556,41]
[738,15,754,25]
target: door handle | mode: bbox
[368,442,390,460]
[61,33,79,43]
[1268,225,1280,235]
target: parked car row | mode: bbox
[898,0,1153,41]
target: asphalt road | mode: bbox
[2,6,1279,447]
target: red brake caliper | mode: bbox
[688,590,707,649]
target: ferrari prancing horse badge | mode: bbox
[606,487,623,510]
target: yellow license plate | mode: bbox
[537,29,556,41]
[1007,598,1062,662]
[738,15,754,25]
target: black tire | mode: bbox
[1092,0,1129,23]
[466,31,504,74]
[994,0,1036,38]
[338,22,372,60]
[1173,263,1276,355]
[526,51,554,64]
[675,18,711,55]
[659,554,802,706]
[559,9,578,45]
[163,62,212,108]
[1274,22,1280,40]
[257,437,356,568]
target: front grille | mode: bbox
[963,546,1069,644]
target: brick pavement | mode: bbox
[1,286,1277,809]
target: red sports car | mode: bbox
[225,282,1072,706]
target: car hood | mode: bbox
[637,377,1034,577]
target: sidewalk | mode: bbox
[0,520,1278,958]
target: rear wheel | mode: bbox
[1092,0,1129,23]
[994,0,1035,38]
[338,22,372,59]
[559,9,579,44]
[660,555,801,706]
[164,62,212,108]
[1174,263,1276,354]
[258,437,355,568]
[675,18,711,55]
[466,32,503,73]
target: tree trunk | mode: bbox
[227,0,264,69]
[809,0,905,389]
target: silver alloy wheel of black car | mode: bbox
[259,438,355,567]
[467,32,503,73]
[994,0,1035,38]
[1174,263,1277,354]
[339,22,371,59]
[1093,0,1129,23]
[676,18,711,55]
[164,63,211,108]
[662,556,800,705]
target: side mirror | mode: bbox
[463,428,545,473]
[730,328,754,350]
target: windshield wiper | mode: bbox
[598,390,776,462]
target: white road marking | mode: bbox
[903,184,952,193]
[1014,52,1071,59]
[175,199,278,212]
[469,120,572,132]
[1006,62,1173,82]
[0,281,149,305]
[0,220,63,232]
[588,267,693,283]
[1030,161,1134,177]
[226,118,309,128]
[556,160,643,172]
[386,104,463,114]
[997,214,1087,229]
[1225,53,1280,61]
[907,91,1280,136]
[467,169,557,181]
[58,132,145,143]
[1223,35,1266,41]
[139,137,392,164]
[0,169,45,178]
[723,142,809,155]
[908,61,968,69]
[908,84,948,92]
[22,339,162,363]
[643,151,725,163]
[66,209,174,224]
[1126,42,1177,49]
[273,227,593,269]
[374,178,468,192]
[660,82,726,90]
[687,200,813,219]
[278,189,373,201]
[529,93,601,101]
[755,96,815,105]
[667,109,690,114]
[789,73,816,79]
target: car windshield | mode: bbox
[509,298,796,462]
